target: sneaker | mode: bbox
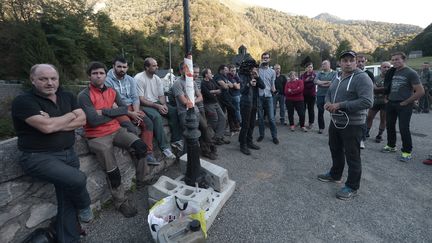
[360,140,365,149]
[240,146,251,155]
[290,125,295,132]
[146,154,160,166]
[171,140,184,151]
[336,186,358,200]
[399,152,412,162]
[78,207,93,223]
[247,143,260,150]
[318,129,323,134]
[257,136,264,142]
[375,134,382,143]
[118,200,138,218]
[307,123,314,129]
[381,145,397,153]
[423,159,432,165]
[317,172,342,183]
[365,132,370,138]
[222,137,231,144]
[162,148,176,159]
[301,127,308,132]
[272,137,279,144]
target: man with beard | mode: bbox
[105,57,156,163]
[257,52,279,144]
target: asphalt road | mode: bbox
[82,111,432,243]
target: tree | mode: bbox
[335,40,353,58]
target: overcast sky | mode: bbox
[240,0,430,28]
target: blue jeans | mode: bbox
[273,94,285,123]
[258,96,277,138]
[232,95,241,123]
[19,148,91,243]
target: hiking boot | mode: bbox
[336,186,358,200]
[240,146,251,155]
[247,143,260,150]
[381,145,397,153]
[162,148,176,159]
[118,200,138,218]
[146,153,160,166]
[375,134,382,143]
[317,172,342,183]
[360,140,365,149]
[78,206,93,223]
[399,152,412,162]
[272,137,279,144]
[257,136,264,142]
[202,152,217,160]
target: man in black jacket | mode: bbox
[238,58,265,155]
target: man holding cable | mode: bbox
[317,50,373,200]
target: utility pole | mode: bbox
[182,0,204,188]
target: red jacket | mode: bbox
[284,79,304,101]
[81,85,121,138]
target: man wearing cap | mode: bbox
[317,50,373,200]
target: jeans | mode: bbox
[19,148,91,243]
[239,105,257,146]
[205,102,226,139]
[143,103,182,150]
[304,95,316,124]
[419,91,430,112]
[258,96,277,138]
[273,94,286,123]
[285,100,305,127]
[232,95,241,123]
[328,123,363,190]
[316,96,326,129]
[386,101,413,153]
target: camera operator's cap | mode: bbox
[339,50,357,59]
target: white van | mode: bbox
[365,65,381,77]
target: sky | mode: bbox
[239,0,430,28]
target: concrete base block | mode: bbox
[179,154,229,192]
[148,176,212,211]
[148,175,236,230]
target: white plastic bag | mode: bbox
[147,195,207,241]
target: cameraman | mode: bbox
[238,58,265,155]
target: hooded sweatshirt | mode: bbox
[325,69,373,125]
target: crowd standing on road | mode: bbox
[11,49,431,241]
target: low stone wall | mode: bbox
[0,134,176,242]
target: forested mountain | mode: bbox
[407,23,432,56]
[0,0,425,82]
[97,0,422,56]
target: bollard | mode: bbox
[183,108,203,187]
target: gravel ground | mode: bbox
[82,111,432,243]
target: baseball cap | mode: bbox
[339,50,357,59]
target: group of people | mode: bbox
[11,49,430,241]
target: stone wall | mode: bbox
[0,135,176,242]
[0,83,23,104]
